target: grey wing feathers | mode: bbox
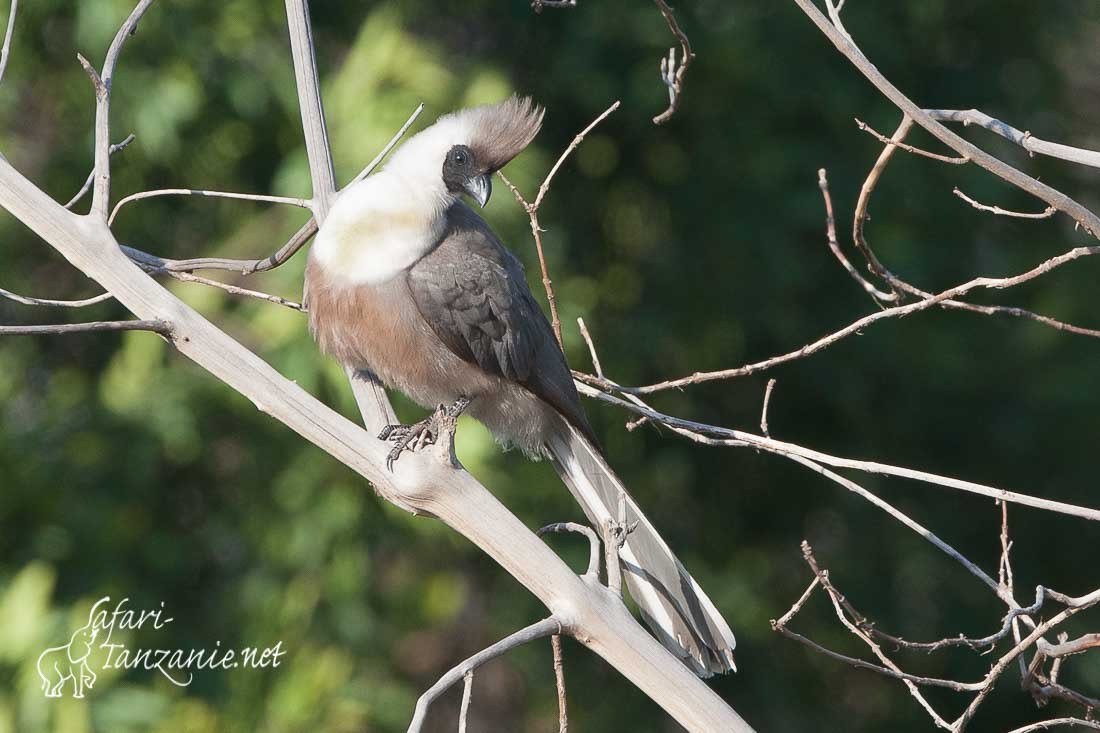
[407,203,596,444]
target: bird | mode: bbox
[303,96,736,677]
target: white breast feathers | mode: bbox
[311,172,452,285]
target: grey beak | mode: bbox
[464,174,492,208]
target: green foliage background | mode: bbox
[1,1,1098,730]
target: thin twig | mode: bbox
[1006,719,1100,733]
[552,634,568,733]
[795,0,1100,239]
[64,133,135,210]
[953,188,1057,220]
[157,270,304,311]
[817,168,895,301]
[575,381,1100,523]
[500,100,620,347]
[652,0,694,125]
[86,0,155,219]
[118,103,423,275]
[577,317,603,379]
[109,188,310,226]
[855,118,969,164]
[760,378,776,437]
[537,522,602,579]
[0,319,170,336]
[597,242,1100,394]
[407,617,562,733]
[458,671,473,733]
[850,116,1100,338]
[534,101,621,209]
[0,287,113,308]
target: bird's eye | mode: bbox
[452,149,468,165]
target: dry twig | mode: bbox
[500,100,621,346]
[652,0,694,125]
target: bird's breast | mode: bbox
[304,259,497,409]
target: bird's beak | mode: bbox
[464,174,492,208]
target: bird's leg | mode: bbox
[379,397,471,470]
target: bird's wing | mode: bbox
[406,202,595,443]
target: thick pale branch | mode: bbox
[284,0,335,214]
[0,151,753,733]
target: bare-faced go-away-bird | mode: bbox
[304,96,737,676]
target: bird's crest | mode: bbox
[448,95,545,172]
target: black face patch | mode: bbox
[442,144,476,194]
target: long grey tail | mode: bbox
[545,419,737,677]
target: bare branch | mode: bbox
[535,100,621,209]
[1006,720,1100,733]
[0,0,15,86]
[552,634,568,733]
[500,100,620,347]
[284,0,335,215]
[156,270,304,311]
[0,319,169,336]
[793,0,1100,239]
[926,109,1100,170]
[118,103,423,276]
[855,118,968,164]
[458,671,473,733]
[87,0,156,219]
[953,188,1057,220]
[593,241,1100,394]
[576,317,604,379]
[849,116,1100,339]
[537,521,602,580]
[109,188,311,226]
[0,287,113,308]
[575,381,1100,523]
[652,0,694,125]
[760,378,776,437]
[817,168,895,301]
[64,134,135,210]
[407,617,562,733]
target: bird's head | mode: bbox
[385,95,544,209]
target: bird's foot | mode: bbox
[378,397,471,471]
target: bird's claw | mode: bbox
[378,397,471,471]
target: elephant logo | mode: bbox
[37,613,100,698]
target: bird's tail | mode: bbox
[545,419,737,677]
